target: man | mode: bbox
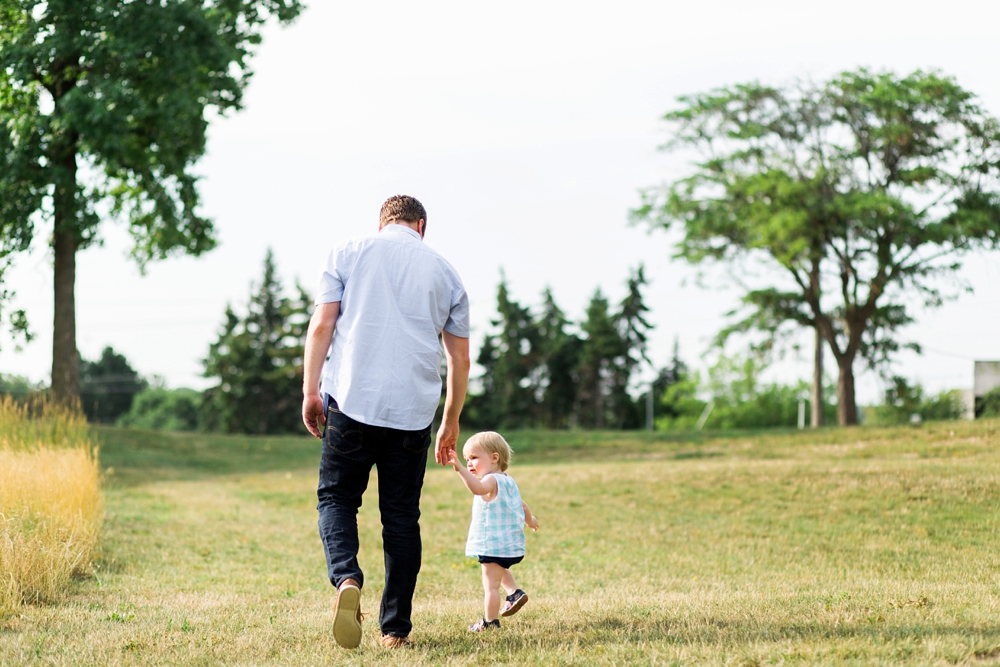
[302,195,471,650]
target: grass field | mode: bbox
[1,420,999,665]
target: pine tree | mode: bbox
[653,338,689,420]
[612,265,653,427]
[576,289,622,429]
[201,249,310,434]
[475,275,540,429]
[534,287,581,428]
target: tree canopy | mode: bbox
[0,0,303,402]
[633,69,1000,424]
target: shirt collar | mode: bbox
[379,224,421,241]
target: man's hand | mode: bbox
[435,419,460,466]
[303,393,326,438]
[301,301,339,438]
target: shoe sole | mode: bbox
[500,594,528,617]
[333,585,362,649]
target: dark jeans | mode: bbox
[316,396,431,637]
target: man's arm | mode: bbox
[434,330,470,465]
[302,301,340,438]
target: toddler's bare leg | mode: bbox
[481,563,505,621]
[501,567,518,595]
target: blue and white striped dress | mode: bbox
[465,473,526,558]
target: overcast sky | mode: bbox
[5,0,1000,404]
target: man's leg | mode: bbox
[374,424,431,638]
[317,398,375,590]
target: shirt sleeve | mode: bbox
[316,248,345,304]
[444,281,471,338]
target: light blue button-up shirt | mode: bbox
[316,224,470,431]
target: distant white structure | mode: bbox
[961,389,976,420]
[973,361,1000,419]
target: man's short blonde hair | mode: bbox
[463,431,512,472]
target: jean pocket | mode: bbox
[401,425,431,454]
[325,407,363,455]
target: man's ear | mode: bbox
[419,219,426,238]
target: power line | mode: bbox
[920,346,977,361]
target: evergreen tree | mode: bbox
[576,289,622,428]
[612,265,653,427]
[533,287,581,428]
[79,346,147,423]
[475,275,540,429]
[652,338,688,421]
[201,249,310,434]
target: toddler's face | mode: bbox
[463,444,499,478]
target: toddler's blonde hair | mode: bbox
[463,431,512,472]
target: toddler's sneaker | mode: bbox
[469,618,500,632]
[500,589,528,617]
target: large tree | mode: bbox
[634,69,1000,425]
[0,0,302,403]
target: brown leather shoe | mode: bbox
[332,583,362,649]
[380,634,411,649]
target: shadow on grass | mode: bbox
[95,426,323,487]
[424,613,1000,658]
[95,425,746,488]
[95,418,1000,486]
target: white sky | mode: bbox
[4,0,1000,404]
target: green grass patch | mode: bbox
[2,420,999,665]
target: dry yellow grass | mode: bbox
[0,397,102,617]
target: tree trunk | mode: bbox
[811,326,824,427]
[594,380,604,429]
[835,353,858,426]
[50,139,80,405]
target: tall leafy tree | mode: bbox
[0,0,303,403]
[202,249,310,434]
[634,69,1000,425]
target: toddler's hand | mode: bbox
[529,516,539,532]
[446,449,461,470]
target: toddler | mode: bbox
[448,431,539,632]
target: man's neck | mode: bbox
[381,220,424,238]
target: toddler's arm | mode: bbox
[447,450,498,497]
[522,500,539,532]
